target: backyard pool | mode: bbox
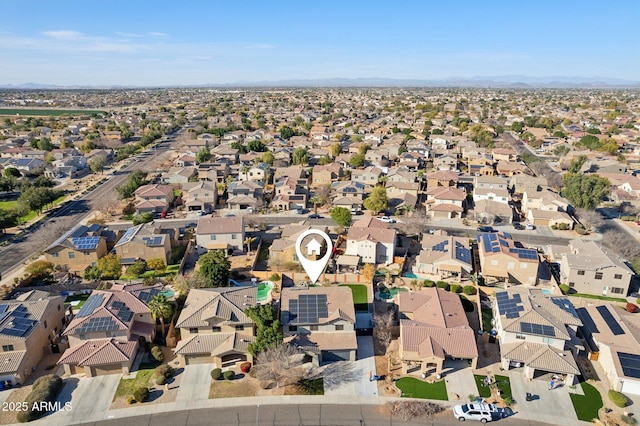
[257,281,274,302]
[160,287,175,299]
[379,287,409,300]
[541,288,552,295]
[403,273,418,279]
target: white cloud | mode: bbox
[148,32,169,38]
[42,30,83,40]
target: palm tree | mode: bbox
[309,196,322,215]
[148,295,173,340]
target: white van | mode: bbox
[452,403,494,423]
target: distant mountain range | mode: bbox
[2,76,640,89]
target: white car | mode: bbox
[377,216,396,223]
[525,223,535,230]
[452,403,495,423]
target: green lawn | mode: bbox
[340,284,368,304]
[474,375,512,401]
[570,381,603,422]
[459,294,475,312]
[395,377,448,400]
[570,293,627,303]
[0,201,18,210]
[113,362,159,399]
[64,294,91,311]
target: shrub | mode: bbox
[269,273,281,282]
[133,387,150,403]
[126,395,136,404]
[609,389,628,408]
[559,284,570,295]
[556,223,570,230]
[248,366,257,378]
[575,224,587,235]
[449,284,461,294]
[626,303,638,313]
[551,224,558,230]
[462,285,476,295]
[223,370,234,380]
[151,346,164,362]
[155,364,174,378]
[621,414,638,425]
[422,280,435,288]
[240,362,251,373]
[16,374,63,422]
[155,375,166,385]
[211,368,222,380]
[436,281,449,291]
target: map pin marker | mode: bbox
[295,229,333,284]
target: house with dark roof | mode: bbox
[398,288,478,377]
[412,231,473,280]
[174,287,257,367]
[281,286,357,365]
[44,224,108,273]
[57,284,161,377]
[0,291,66,385]
[495,288,582,384]
[113,224,172,265]
[330,181,365,212]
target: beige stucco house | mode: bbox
[477,232,539,285]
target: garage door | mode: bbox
[622,379,640,395]
[185,355,216,365]
[93,364,122,376]
[321,350,351,362]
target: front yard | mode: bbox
[570,381,603,422]
[474,374,512,402]
[209,376,324,398]
[113,362,157,400]
[395,377,448,400]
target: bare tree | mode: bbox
[387,400,445,421]
[32,217,75,253]
[172,272,207,295]
[374,309,395,351]
[255,344,306,389]
[398,210,430,237]
[601,229,640,260]
[93,194,119,219]
[575,208,605,232]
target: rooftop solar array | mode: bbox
[289,294,328,324]
[551,298,578,318]
[496,291,524,319]
[502,232,512,240]
[520,322,555,337]
[76,294,104,318]
[116,226,140,246]
[72,236,101,251]
[509,247,538,260]
[110,300,134,323]
[454,242,472,264]
[137,288,161,304]
[75,316,118,334]
[432,240,449,252]
[596,305,625,335]
[619,352,640,379]
[142,236,163,246]
[1,316,37,337]
[481,233,501,253]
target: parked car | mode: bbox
[452,403,495,423]
[308,213,322,219]
[377,216,396,223]
[477,226,495,233]
[525,223,535,230]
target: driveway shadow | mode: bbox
[320,361,356,391]
[37,377,79,419]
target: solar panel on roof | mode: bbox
[76,294,104,318]
[137,288,161,304]
[596,305,625,335]
[76,316,117,334]
[520,322,555,337]
[619,352,640,379]
[503,233,512,240]
[290,294,328,324]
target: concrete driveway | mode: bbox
[176,363,215,403]
[322,336,378,396]
[507,370,580,425]
[42,374,122,426]
[441,359,477,401]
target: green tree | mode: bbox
[84,265,101,281]
[568,155,588,173]
[245,304,282,356]
[577,134,601,150]
[88,155,107,174]
[292,147,309,165]
[261,151,274,165]
[25,260,54,280]
[196,147,211,163]
[364,186,388,214]
[553,145,570,157]
[148,295,173,339]
[330,142,342,157]
[280,126,296,140]
[4,167,20,178]
[230,141,247,154]
[198,249,231,287]
[349,153,365,168]
[309,196,322,215]
[147,258,166,271]
[562,173,610,210]
[0,209,19,233]
[330,207,352,227]
[132,212,154,225]
[247,140,267,152]
[18,186,60,214]
[317,155,331,165]
[97,254,122,279]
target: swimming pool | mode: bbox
[541,289,552,295]
[379,287,409,300]
[257,281,274,302]
[403,273,418,279]
[159,289,175,298]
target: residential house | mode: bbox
[351,166,383,187]
[330,181,365,212]
[0,291,66,385]
[344,217,396,265]
[412,232,473,280]
[559,239,633,297]
[272,176,307,211]
[398,288,478,377]
[113,224,172,265]
[495,288,582,384]
[477,232,539,285]
[44,224,108,273]
[312,163,343,186]
[197,162,229,184]
[238,163,270,184]
[281,286,357,365]
[473,186,510,205]
[181,181,217,213]
[195,216,245,254]
[424,186,466,219]
[472,200,513,225]
[387,167,417,184]
[226,181,263,211]
[134,184,175,214]
[527,209,574,229]
[174,287,257,367]
[522,189,571,213]
[57,284,160,377]
[386,181,420,200]
[491,148,518,162]
[161,167,197,185]
[426,170,458,188]
[269,224,329,267]
[496,161,527,177]
[433,154,458,171]
[213,146,239,164]
[577,303,640,395]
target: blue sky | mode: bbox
[1,0,638,86]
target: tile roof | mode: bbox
[57,339,137,367]
[176,287,257,329]
[400,320,478,359]
[174,333,255,356]
[197,216,243,235]
[0,350,27,375]
[501,341,579,375]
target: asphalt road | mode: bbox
[0,134,180,277]
[85,404,552,426]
